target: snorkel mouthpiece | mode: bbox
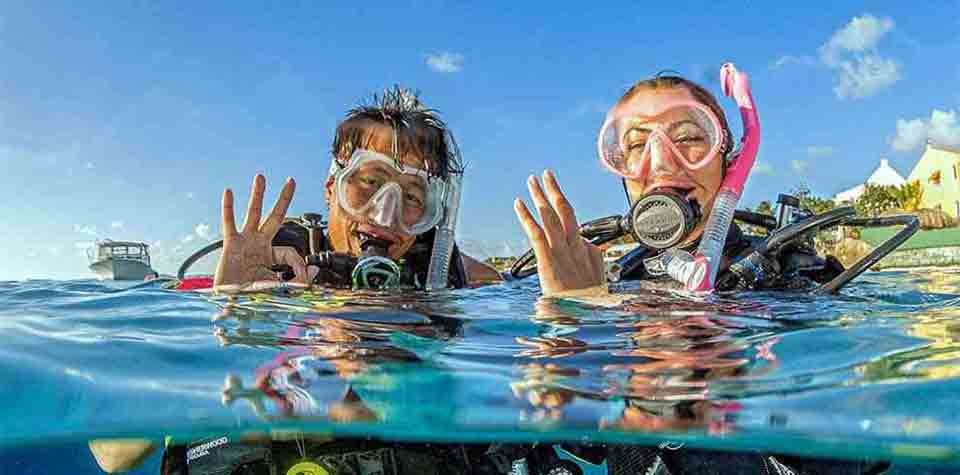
[659,63,761,292]
[352,233,401,289]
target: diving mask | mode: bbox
[332,149,448,236]
[598,101,726,179]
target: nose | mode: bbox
[647,133,684,174]
[368,184,402,229]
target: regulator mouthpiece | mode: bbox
[629,190,701,250]
[352,233,401,289]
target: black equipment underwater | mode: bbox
[509,194,919,294]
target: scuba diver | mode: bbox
[176,85,501,293]
[89,87,513,475]
[510,64,918,474]
[512,63,917,297]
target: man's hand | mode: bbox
[214,174,297,289]
[514,170,604,296]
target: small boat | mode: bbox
[87,240,157,281]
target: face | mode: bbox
[618,87,725,246]
[325,123,434,261]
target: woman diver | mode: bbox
[511,64,915,475]
[513,63,914,297]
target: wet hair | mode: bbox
[331,86,464,180]
[617,72,734,161]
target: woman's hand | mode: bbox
[214,174,297,289]
[514,170,604,296]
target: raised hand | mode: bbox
[214,174,297,289]
[514,170,604,296]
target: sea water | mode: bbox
[0,270,959,473]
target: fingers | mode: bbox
[588,242,605,277]
[514,198,548,258]
[242,174,266,234]
[221,188,238,237]
[542,170,580,245]
[527,175,565,249]
[273,246,308,284]
[263,178,296,233]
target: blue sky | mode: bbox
[1,1,959,280]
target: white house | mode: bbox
[833,159,906,203]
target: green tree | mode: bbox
[792,184,836,214]
[891,180,924,212]
[754,200,774,215]
[855,183,899,216]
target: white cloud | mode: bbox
[891,117,931,152]
[73,224,97,236]
[791,159,809,174]
[890,109,960,152]
[195,223,212,240]
[425,52,464,73]
[111,221,124,229]
[186,192,195,200]
[818,14,900,99]
[752,161,775,176]
[85,161,95,169]
[769,55,817,70]
[831,54,900,100]
[819,14,894,63]
[74,241,94,250]
[806,146,834,158]
[181,234,196,244]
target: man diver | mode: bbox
[89,87,504,474]
[214,86,500,292]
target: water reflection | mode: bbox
[506,294,786,437]
[213,292,466,427]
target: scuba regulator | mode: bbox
[510,188,707,281]
[176,212,405,291]
[295,213,403,290]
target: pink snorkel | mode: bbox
[658,63,761,292]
